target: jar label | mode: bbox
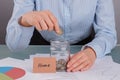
[33,57,56,73]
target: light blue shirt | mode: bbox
[6,0,117,58]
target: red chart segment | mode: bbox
[5,67,26,79]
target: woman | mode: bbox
[6,0,117,72]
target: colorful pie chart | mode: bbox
[0,67,25,80]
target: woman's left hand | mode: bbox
[67,47,96,72]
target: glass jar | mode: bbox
[50,40,70,72]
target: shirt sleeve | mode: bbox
[6,0,35,51]
[82,0,117,58]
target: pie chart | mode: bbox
[0,67,25,80]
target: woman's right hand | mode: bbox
[19,10,62,34]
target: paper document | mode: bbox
[0,54,120,80]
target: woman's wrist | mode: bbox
[84,46,96,59]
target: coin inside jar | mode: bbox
[56,59,67,71]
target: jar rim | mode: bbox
[50,40,69,44]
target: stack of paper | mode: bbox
[0,54,120,80]
[73,56,120,80]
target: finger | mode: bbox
[46,11,62,34]
[81,62,92,71]
[33,20,42,31]
[72,60,89,72]
[67,52,84,68]
[42,14,54,31]
[80,65,90,71]
[54,23,63,35]
[67,56,87,72]
[70,52,81,60]
[35,14,48,30]
[39,19,48,30]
